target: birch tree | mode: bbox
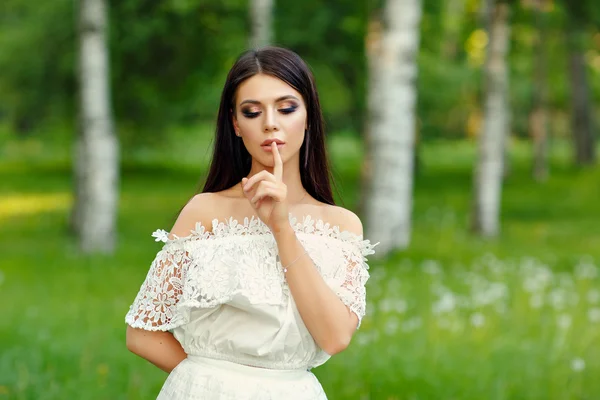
[249,0,274,48]
[364,0,423,254]
[73,0,119,253]
[472,0,511,237]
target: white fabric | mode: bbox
[157,355,327,399]
[125,213,377,397]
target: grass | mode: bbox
[1,137,599,399]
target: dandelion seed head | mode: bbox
[588,308,600,323]
[571,358,585,372]
[470,312,485,328]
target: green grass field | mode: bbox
[1,137,599,399]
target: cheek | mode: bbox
[285,111,307,135]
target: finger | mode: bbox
[251,183,274,205]
[251,186,283,206]
[243,171,276,192]
[272,142,283,181]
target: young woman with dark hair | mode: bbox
[124,46,378,399]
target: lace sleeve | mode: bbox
[325,239,378,329]
[125,239,192,331]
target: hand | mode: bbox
[241,142,290,233]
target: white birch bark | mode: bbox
[472,1,510,237]
[74,0,119,253]
[249,0,273,48]
[365,0,422,254]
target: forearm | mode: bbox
[274,225,356,355]
[126,326,187,373]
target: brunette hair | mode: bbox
[200,46,336,205]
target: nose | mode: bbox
[263,108,279,133]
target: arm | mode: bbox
[274,209,364,356]
[126,327,186,373]
[125,194,211,372]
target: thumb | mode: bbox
[242,177,248,185]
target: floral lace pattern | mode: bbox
[125,214,378,333]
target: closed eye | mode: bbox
[242,111,261,118]
[279,106,297,114]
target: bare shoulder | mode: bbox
[323,205,364,236]
[169,193,218,238]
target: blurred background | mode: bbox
[1,0,600,398]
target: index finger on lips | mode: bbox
[272,142,283,181]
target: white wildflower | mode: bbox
[394,299,408,314]
[366,302,377,317]
[422,260,442,276]
[432,292,457,314]
[557,314,572,330]
[571,358,585,372]
[575,259,598,280]
[529,293,544,309]
[588,308,600,323]
[401,317,422,333]
[379,298,394,313]
[523,266,553,293]
[384,317,400,335]
[151,229,170,243]
[470,312,485,328]
[355,332,371,347]
[558,273,574,288]
[370,268,387,282]
[472,282,508,307]
[386,277,403,293]
[587,289,600,304]
[549,289,567,310]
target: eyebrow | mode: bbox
[239,95,300,106]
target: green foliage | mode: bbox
[1,139,600,399]
[0,0,75,133]
[0,0,599,150]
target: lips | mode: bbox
[261,139,285,146]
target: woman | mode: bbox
[125,46,378,399]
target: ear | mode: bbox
[231,109,240,134]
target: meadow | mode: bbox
[1,136,599,399]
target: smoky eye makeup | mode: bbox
[241,107,261,118]
[278,103,299,114]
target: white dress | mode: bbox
[125,213,378,399]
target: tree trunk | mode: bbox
[249,0,274,49]
[73,0,119,253]
[530,0,549,181]
[472,1,510,237]
[364,0,422,254]
[567,27,596,165]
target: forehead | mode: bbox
[236,73,303,104]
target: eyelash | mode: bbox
[242,106,297,119]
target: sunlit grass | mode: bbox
[0,193,71,220]
[1,137,599,399]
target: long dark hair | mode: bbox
[200,46,336,205]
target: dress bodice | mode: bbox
[125,214,378,370]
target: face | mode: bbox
[232,73,307,167]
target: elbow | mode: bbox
[321,333,352,356]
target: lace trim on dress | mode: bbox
[126,213,379,332]
[152,213,378,258]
